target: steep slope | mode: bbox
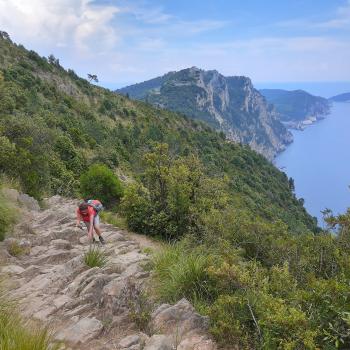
[260,89,330,128]
[0,193,216,349]
[118,67,293,160]
[329,92,350,102]
[0,33,316,232]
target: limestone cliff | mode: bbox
[117,67,293,160]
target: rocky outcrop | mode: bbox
[0,195,217,350]
[117,67,293,160]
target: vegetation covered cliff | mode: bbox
[117,67,293,160]
[329,92,350,102]
[260,89,330,128]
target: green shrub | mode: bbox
[80,164,123,207]
[128,291,153,334]
[0,193,17,241]
[83,245,108,268]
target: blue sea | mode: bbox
[275,102,350,226]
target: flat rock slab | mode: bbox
[55,317,103,345]
[119,334,141,348]
[144,334,173,350]
[1,265,25,274]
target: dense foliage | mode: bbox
[0,191,16,241]
[153,207,350,349]
[80,164,123,207]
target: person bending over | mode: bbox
[76,201,105,244]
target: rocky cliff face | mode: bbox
[118,67,293,160]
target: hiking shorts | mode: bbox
[84,214,100,230]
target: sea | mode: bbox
[275,102,350,226]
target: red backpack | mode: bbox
[86,199,104,213]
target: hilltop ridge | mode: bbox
[117,67,293,160]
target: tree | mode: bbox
[0,31,11,41]
[87,74,98,83]
[48,54,60,66]
[288,177,295,192]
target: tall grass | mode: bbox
[0,288,59,350]
[99,211,128,230]
[152,243,212,304]
[83,245,108,268]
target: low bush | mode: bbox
[80,164,124,207]
[0,192,17,241]
[83,245,108,268]
[128,291,153,334]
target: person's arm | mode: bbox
[76,208,82,227]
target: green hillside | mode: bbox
[1,33,350,349]
[0,33,315,233]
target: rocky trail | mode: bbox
[0,193,216,350]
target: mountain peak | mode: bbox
[117,68,292,159]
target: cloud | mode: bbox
[0,0,120,52]
[277,0,350,30]
[0,0,348,86]
[316,0,350,29]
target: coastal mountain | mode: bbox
[260,89,330,129]
[329,92,350,102]
[0,33,315,232]
[3,33,350,350]
[117,67,293,160]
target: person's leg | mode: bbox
[93,215,105,244]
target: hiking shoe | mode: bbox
[99,236,105,245]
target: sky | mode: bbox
[0,0,349,91]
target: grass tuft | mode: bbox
[7,240,27,257]
[152,243,211,304]
[83,245,108,268]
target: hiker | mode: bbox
[76,199,105,244]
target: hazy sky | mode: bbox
[0,0,349,88]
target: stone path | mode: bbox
[0,194,217,350]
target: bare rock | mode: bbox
[50,239,72,250]
[119,334,141,348]
[18,193,40,211]
[143,334,173,350]
[177,335,217,350]
[1,265,25,274]
[55,317,103,344]
[151,299,209,338]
